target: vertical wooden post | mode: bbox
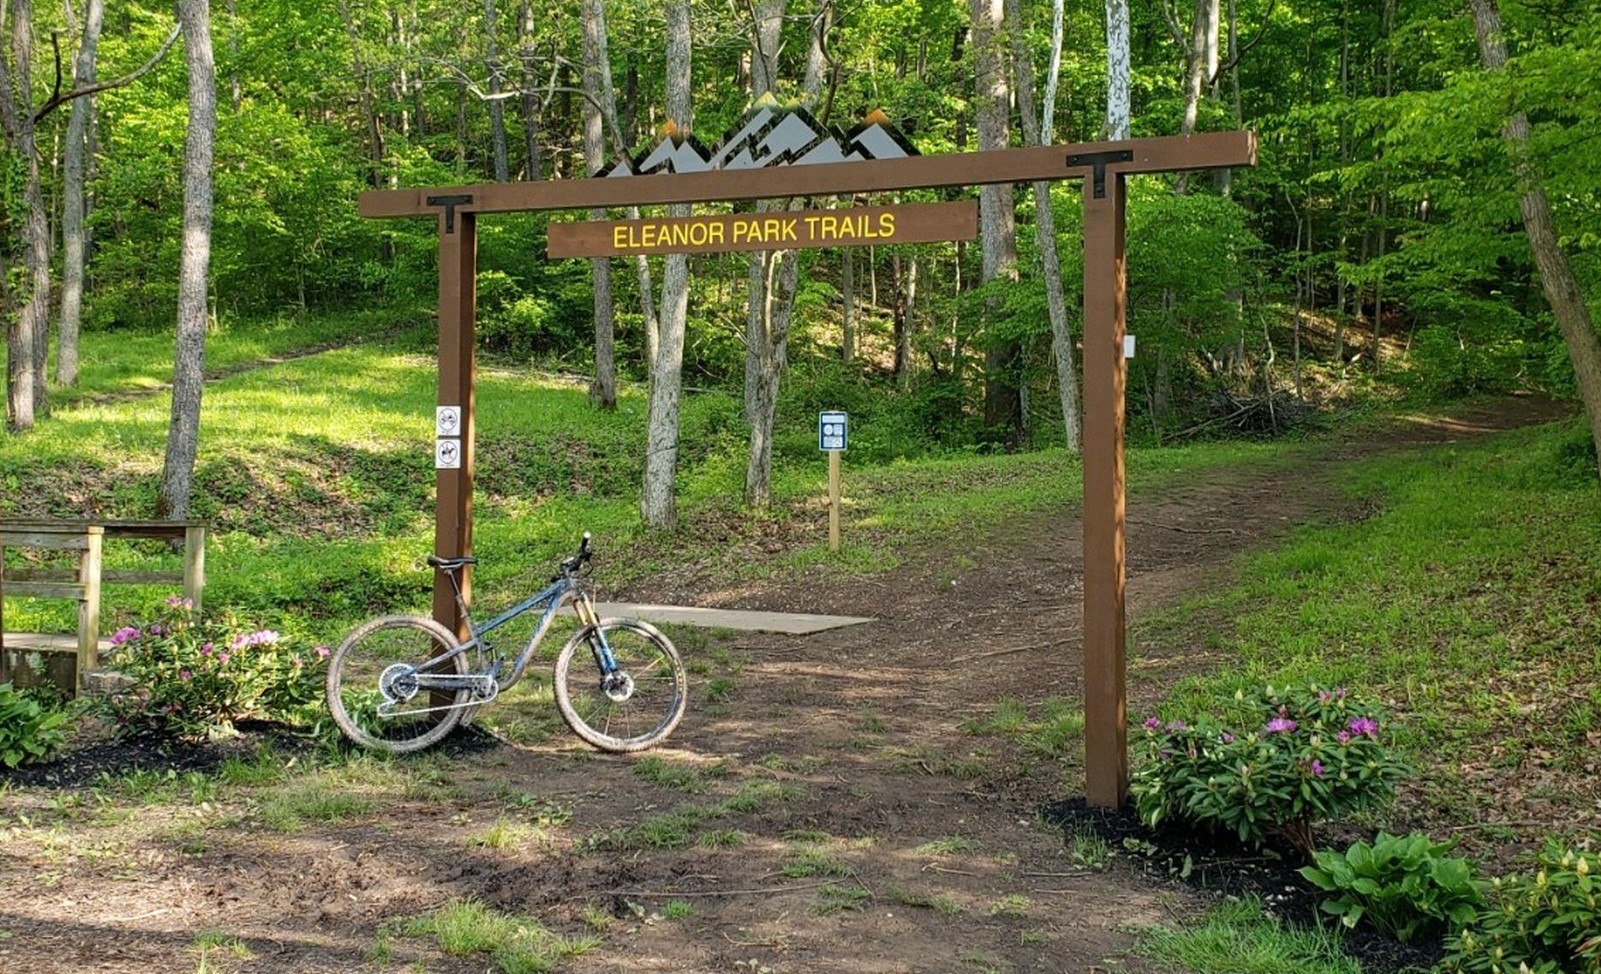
[183,524,206,613]
[79,526,105,674]
[828,450,842,552]
[1081,170,1129,809]
[434,210,478,639]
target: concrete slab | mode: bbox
[592,602,874,635]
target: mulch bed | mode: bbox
[1041,797,1444,974]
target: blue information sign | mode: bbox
[818,411,848,451]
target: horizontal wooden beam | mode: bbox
[360,131,1256,219]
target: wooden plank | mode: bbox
[4,569,82,583]
[80,531,102,671]
[101,571,185,586]
[362,132,1255,218]
[4,582,89,600]
[183,525,206,612]
[0,527,102,550]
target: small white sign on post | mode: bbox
[436,405,462,436]
[818,411,848,452]
[435,438,462,469]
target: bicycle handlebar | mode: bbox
[557,531,593,578]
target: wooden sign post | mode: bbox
[819,411,847,552]
[360,123,1256,809]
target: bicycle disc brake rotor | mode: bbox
[601,671,635,703]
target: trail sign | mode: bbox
[819,411,848,452]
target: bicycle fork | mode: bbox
[573,591,634,702]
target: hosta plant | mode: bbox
[1299,831,1483,942]
[96,597,329,742]
[1438,842,1601,974]
[0,682,71,768]
[1130,683,1407,857]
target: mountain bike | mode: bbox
[324,533,687,754]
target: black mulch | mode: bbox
[1,721,504,790]
[1040,797,1444,974]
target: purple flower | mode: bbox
[1311,760,1325,777]
[110,626,142,646]
[1221,732,1235,744]
[147,624,168,636]
[166,596,195,610]
[315,646,330,659]
[1347,717,1379,739]
[1144,716,1162,730]
[1319,690,1331,703]
[201,643,214,656]
[1336,731,1351,746]
[1166,720,1187,732]
[181,670,192,681]
[218,652,231,666]
[1265,717,1297,734]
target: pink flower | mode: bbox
[1264,717,1297,734]
[315,646,330,659]
[110,626,142,646]
[1144,716,1162,730]
[1336,731,1351,745]
[181,670,192,681]
[230,629,280,650]
[1311,760,1325,777]
[1347,717,1379,738]
[1221,732,1235,744]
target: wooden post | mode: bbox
[183,524,206,613]
[78,526,105,673]
[1081,169,1130,809]
[828,450,842,552]
[434,208,478,639]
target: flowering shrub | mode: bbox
[1439,843,1601,974]
[96,597,329,742]
[1129,683,1407,856]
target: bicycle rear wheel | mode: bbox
[325,614,471,753]
[553,619,687,752]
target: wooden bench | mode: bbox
[0,519,206,693]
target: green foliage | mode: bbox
[1133,896,1363,974]
[1299,832,1484,943]
[94,598,329,742]
[0,683,71,769]
[1130,684,1406,856]
[1439,843,1601,974]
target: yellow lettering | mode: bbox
[732,219,752,243]
[837,215,859,239]
[804,215,822,240]
[709,222,725,245]
[614,225,630,250]
[820,215,839,238]
[879,212,895,238]
[763,218,782,241]
[781,218,798,241]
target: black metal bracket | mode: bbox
[427,194,475,234]
[1067,150,1134,199]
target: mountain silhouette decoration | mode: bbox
[598,103,918,178]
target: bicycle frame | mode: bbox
[444,571,618,693]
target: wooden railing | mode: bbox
[0,520,206,692]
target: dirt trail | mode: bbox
[0,397,1572,974]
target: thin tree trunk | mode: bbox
[156,0,216,519]
[1,0,48,429]
[59,0,105,389]
[1104,0,1130,140]
[972,0,1021,440]
[1470,0,1601,480]
[580,0,615,408]
[336,0,384,186]
[1011,0,1080,452]
[841,248,854,364]
[641,0,692,527]
[484,0,508,182]
[517,0,541,180]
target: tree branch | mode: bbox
[33,21,181,123]
[1210,0,1277,85]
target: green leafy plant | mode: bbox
[1439,842,1601,974]
[1298,831,1483,942]
[95,598,328,742]
[1130,684,1407,856]
[0,683,71,768]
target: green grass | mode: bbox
[392,899,600,974]
[1133,898,1360,974]
[1140,417,1601,834]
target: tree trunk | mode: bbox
[841,249,855,364]
[641,0,692,528]
[1103,0,1130,140]
[336,0,384,187]
[155,0,216,519]
[1,0,48,430]
[58,0,105,389]
[517,0,541,180]
[580,0,615,408]
[742,0,828,510]
[1010,0,1080,452]
[484,0,509,182]
[971,0,1021,440]
[1470,0,1601,480]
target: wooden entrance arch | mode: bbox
[359,129,1257,808]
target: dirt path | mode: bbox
[0,397,1572,974]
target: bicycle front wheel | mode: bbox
[325,614,470,754]
[553,619,687,752]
